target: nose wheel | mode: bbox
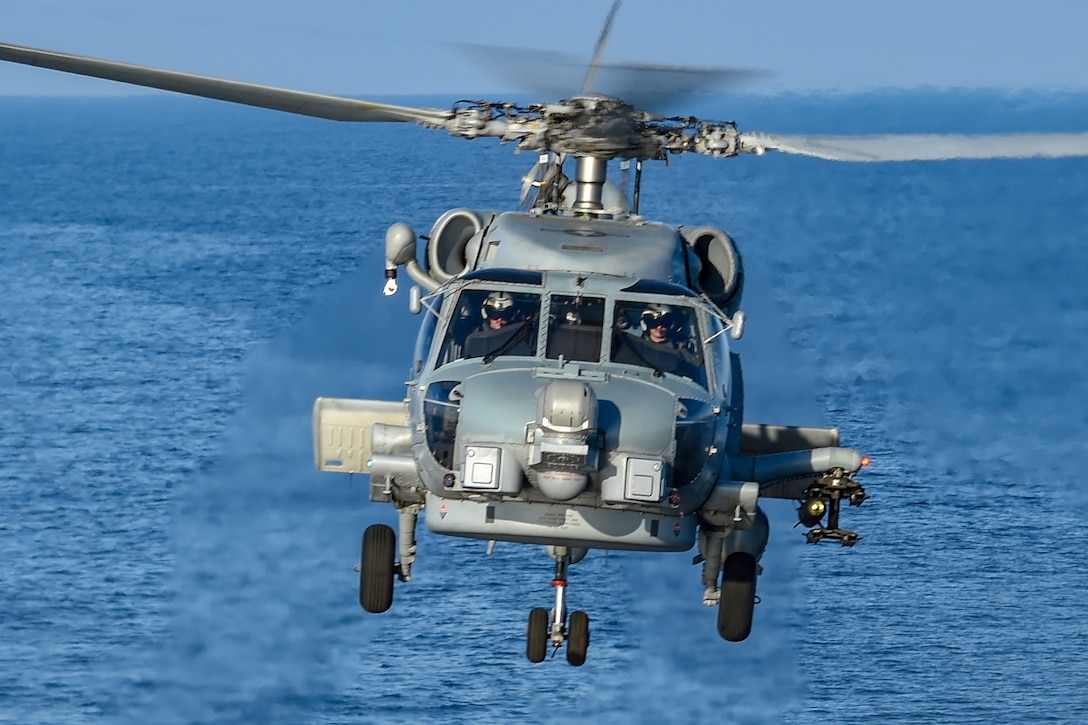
[566,610,590,666]
[524,548,590,666]
[526,607,549,663]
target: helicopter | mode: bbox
[5,3,1088,668]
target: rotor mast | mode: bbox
[571,156,608,213]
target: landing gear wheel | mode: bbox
[526,607,549,663]
[566,610,590,666]
[359,524,396,614]
[717,552,757,642]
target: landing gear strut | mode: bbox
[525,546,590,666]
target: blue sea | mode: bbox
[2,91,1087,724]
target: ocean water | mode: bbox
[1,92,1087,724]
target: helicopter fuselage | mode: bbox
[315,204,868,542]
[326,211,744,549]
[412,271,731,552]
[312,202,866,649]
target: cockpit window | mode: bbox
[413,292,443,374]
[545,295,605,363]
[610,301,706,386]
[436,289,540,366]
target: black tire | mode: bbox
[717,552,757,642]
[566,610,590,667]
[359,524,396,614]
[526,607,549,663]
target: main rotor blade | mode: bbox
[594,62,769,112]
[739,131,1088,162]
[0,42,451,125]
[452,43,767,114]
[582,0,622,95]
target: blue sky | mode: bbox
[2,0,1087,97]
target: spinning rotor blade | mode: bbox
[581,0,622,95]
[451,43,767,114]
[5,42,1086,165]
[593,62,770,112]
[738,131,1088,162]
[0,42,451,125]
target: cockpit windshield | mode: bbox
[611,300,706,386]
[545,295,605,363]
[432,287,707,387]
[436,289,541,366]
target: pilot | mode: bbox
[641,304,678,344]
[463,291,535,358]
[613,304,701,380]
[483,291,517,329]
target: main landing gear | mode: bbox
[357,507,420,614]
[359,524,396,613]
[526,546,590,666]
[716,552,758,642]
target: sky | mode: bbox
[1,0,1087,98]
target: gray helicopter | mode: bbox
[6,2,1088,667]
